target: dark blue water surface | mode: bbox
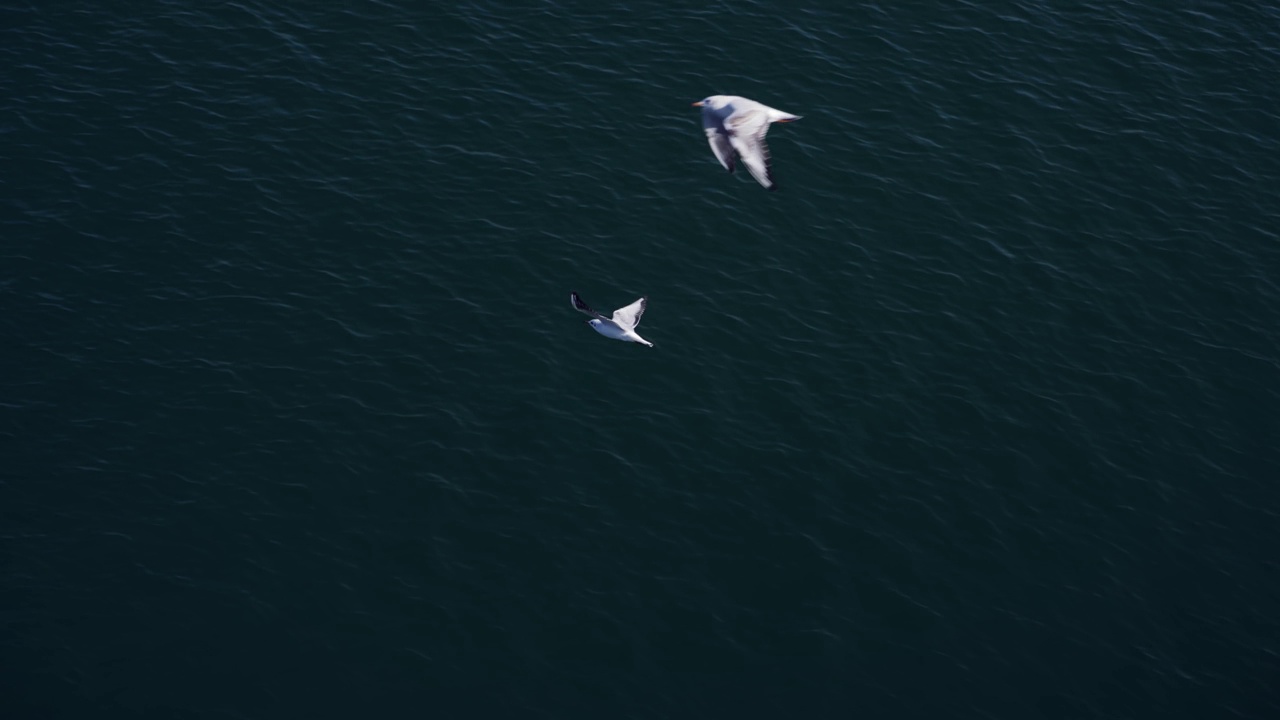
[4,1,1279,718]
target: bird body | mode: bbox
[571,292,654,347]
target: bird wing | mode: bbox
[705,128,736,173]
[611,296,647,329]
[701,110,736,173]
[571,292,606,320]
[726,108,775,189]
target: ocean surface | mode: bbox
[4,1,1279,718]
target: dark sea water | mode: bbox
[4,1,1280,718]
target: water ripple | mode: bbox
[4,0,1280,716]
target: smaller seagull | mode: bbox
[570,292,654,347]
[693,94,802,191]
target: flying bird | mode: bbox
[570,292,653,347]
[693,94,801,190]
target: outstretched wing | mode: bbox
[701,108,736,174]
[571,292,606,320]
[726,109,775,190]
[611,296,647,329]
[705,129,736,174]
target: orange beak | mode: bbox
[691,101,704,107]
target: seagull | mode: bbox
[570,292,654,347]
[693,95,801,191]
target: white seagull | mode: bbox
[693,94,801,191]
[570,292,654,347]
